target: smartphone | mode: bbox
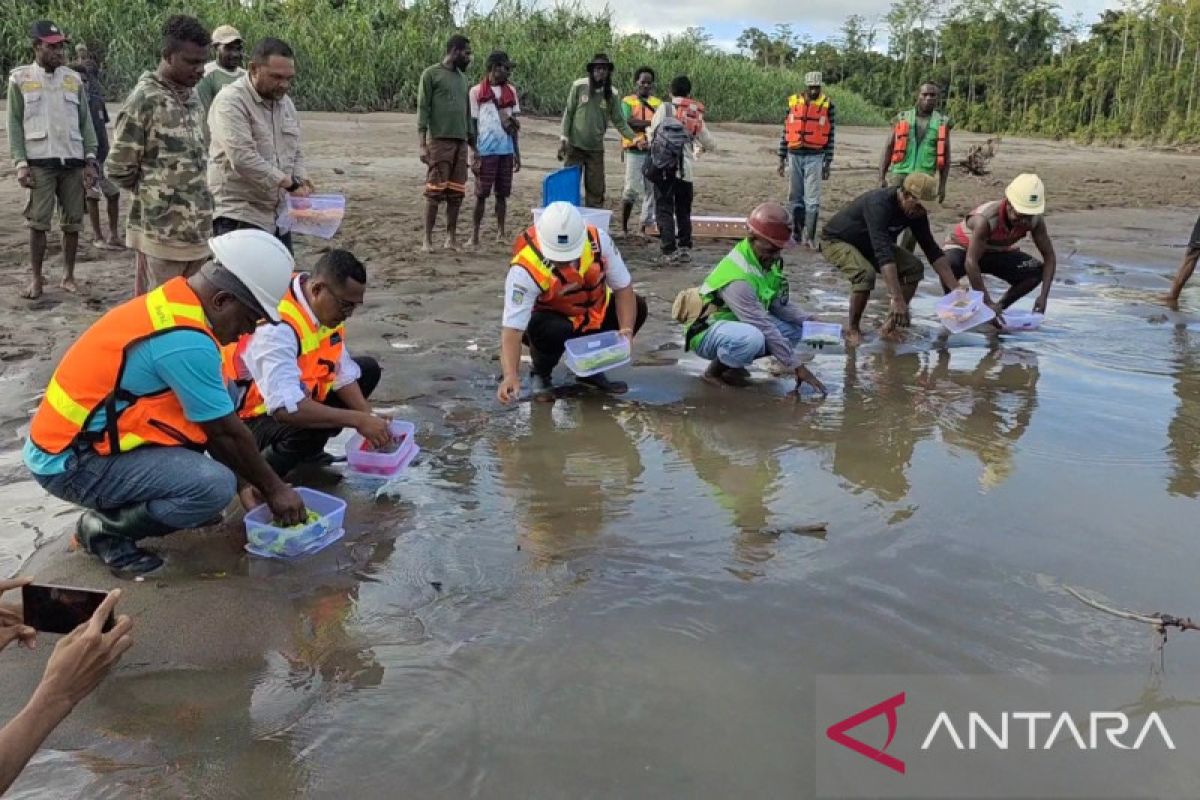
[22,583,113,635]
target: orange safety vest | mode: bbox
[223,274,345,420]
[511,224,610,334]
[673,97,705,138]
[784,93,832,150]
[621,94,661,149]
[29,277,215,456]
[891,112,949,171]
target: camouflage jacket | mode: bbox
[107,71,212,260]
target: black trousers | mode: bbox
[653,178,694,254]
[213,216,294,254]
[246,356,381,477]
[526,295,648,378]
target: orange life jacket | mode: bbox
[891,113,949,170]
[784,93,831,150]
[621,94,662,149]
[673,97,705,138]
[222,274,345,420]
[29,277,215,456]
[510,224,610,334]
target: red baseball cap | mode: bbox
[31,21,68,44]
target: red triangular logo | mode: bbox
[826,691,906,774]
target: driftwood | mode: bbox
[1065,585,1200,671]
[959,136,1001,176]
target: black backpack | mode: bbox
[642,113,689,186]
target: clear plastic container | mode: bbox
[277,194,346,239]
[564,331,631,377]
[244,488,346,558]
[531,206,613,231]
[936,289,995,333]
[801,321,843,347]
[1000,310,1044,332]
[345,421,420,478]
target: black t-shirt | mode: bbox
[822,187,944,269]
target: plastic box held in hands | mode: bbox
[1000,310,1044,332]
[564,331,631,377]
[345,420,420,477]
[244,487,346,558]
[278,194,346,239]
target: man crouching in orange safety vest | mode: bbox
[497,201,647,403]
[222,249,390,491]
[23,229,308,574]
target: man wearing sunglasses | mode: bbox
[820,172,958,345]
[223,248,389,488]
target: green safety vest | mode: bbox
[890,108,948,177]
[688,238,787,351]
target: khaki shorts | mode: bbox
[821,239,925,292]
[24,164,86,232]
[425,138,469,201]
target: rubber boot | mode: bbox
[577,371,629,394]
[620,200,634,235]
[261,444,298,479]
[76,503,175,574]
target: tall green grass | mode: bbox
[1,0,886,125]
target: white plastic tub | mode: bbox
[1000,310,1045,332]
[278,194,346,239]
[345,420,418,478]
[244,487,346,558]
[936,289,995,333]
[531,206,613,232]
[801,321,843,347]
[564,331,631,377]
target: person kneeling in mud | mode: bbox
[497,201,647,403]
[224,249,391,496]
[820,172,958,344]
[941,173,1056,323]
[680,202,826,393]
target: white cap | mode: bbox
[207,229,293,322]
[535,201,587,262]
[1005,173,1045,215]
[805,71,823,87]
[211,25,242,45]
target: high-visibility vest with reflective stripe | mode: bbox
[891,108,948,174]
[511,224,610,334]
[223,274,345,420]
[29,277,215,456]
[784,93,831,150]
[621,94,661,149]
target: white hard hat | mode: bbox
[1005,173,1045,215]
[535,201,587,262]
[805,71,823,87]
[207,229,293,322]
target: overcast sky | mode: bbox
[599,0,1123,52]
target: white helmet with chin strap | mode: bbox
[535,201,587,262]
[207,229,293,322]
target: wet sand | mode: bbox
[2,113,1200,797]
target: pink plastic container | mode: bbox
[345,421,419,477]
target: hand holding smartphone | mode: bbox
[23,584,115,635]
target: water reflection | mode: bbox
[494,402,644,567]
[1167,327,1200,498]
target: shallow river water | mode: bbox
[2,208,1200,798]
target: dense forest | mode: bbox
[3,0,1198,141]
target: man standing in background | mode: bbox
[209,37,311,251]
[559,53,642,209]
[619,67,660,236]
[777,71,834,248]
[418,35,474,252]
[197,24,246,142]
[468,50,520,247]
[72,43,123,251]
[8,20,99,299]
[107,15,212,295]
[880,82,951,203]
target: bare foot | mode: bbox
[1161,293,1181,309]
[238,484,263,512]
[20,277,44,300]
[60,277,79,293]
[443,237,460,252]
[108,234,125,250]
[93,238,118,251]
[495,230,507,244]
[419,240,435,254]
[466,235,480,249]
[844,328,864,347]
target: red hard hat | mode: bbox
[747,202,794,248]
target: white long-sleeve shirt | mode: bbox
[502,228,631,330]
[238,274,361,413]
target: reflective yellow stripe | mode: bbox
[278,300,322,354]
[118,432,146,451]
[146,286,205,330]
[45,375,89,427]
[168,302,204,323]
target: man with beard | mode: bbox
[559,53,642,208]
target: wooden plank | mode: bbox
[643,216,748,239]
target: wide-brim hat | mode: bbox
[586,53,614,71]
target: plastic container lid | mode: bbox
[532,207,613,232]
[277,194,346,239]
[564,330,631,377]
[801,321,843,346]
[542,165,582,206]
[345,420,418,477]
[243,487,347,558]
[1000,311,1044,332]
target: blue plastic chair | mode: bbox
[542,165,582,207]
